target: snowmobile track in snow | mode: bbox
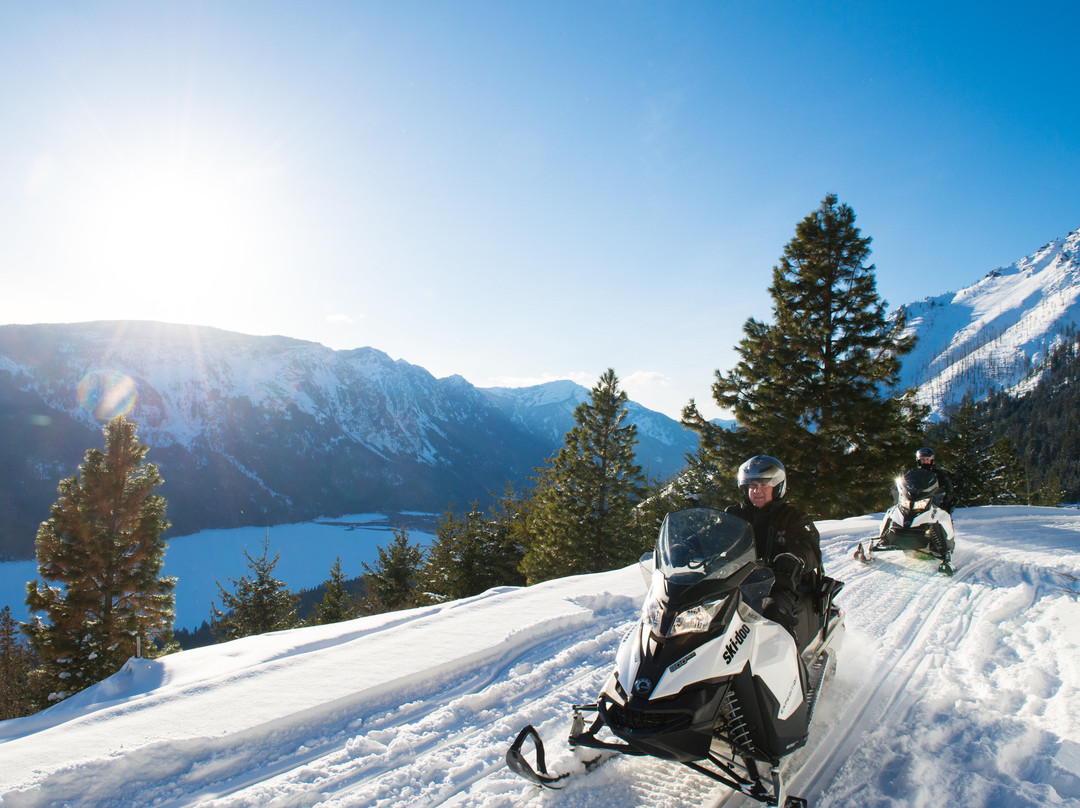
[154,603,640,808]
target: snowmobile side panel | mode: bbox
[745,614,804,720]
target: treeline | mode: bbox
[961,331,1080,504]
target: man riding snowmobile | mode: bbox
[853,447,957,574]
[915,447,955,513]
[506,464,845,807]
[725,455,824,650]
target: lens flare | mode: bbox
[77,371,137,421]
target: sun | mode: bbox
[66,145,277,327]
[83,157,253,273]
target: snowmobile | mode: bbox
[507,507,845,808]
[854,467,956,574]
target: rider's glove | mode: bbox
[771,552,805,593]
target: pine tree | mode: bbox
[24,415,175,704]
[683,194,925,518]
[361,528,425,614]
[311,557,362,625]
[210,534,299,641]
[420,503,525,602]
[985,437,1028,505]
[0,606,36,719]
[521,369,649,584]
[932,397,991,507]
[932,398,1029,506]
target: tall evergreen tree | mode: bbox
[25,415,175,704]
[361,528,425,614]
[210,534,299,641]
[684,194,925,517]
[311,557,362,625]
[0,606,36,719]
[521,369,649,584]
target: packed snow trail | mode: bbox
[1,507,1079,807]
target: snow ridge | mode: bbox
[898,227,1080,419]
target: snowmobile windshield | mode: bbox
[655,508,757,585]
[895,467,939,509]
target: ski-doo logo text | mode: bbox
[722,624,750,664]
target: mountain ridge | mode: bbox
[896,226,1080,419]
[0,321,697,559]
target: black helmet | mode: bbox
[737,455,787,500]
[916,447,935,466]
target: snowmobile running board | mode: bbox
[507,706,809,807]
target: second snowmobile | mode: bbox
[508,508,845,808]
[856,467,956,574]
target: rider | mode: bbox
[915,447,956,513]
[725,455,823,646]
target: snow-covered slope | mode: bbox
[898,228,1080,420]
[2,506,1078,807]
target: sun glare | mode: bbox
[61,143,281,329]
[85,165,249,274]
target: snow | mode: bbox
[2,506,1080,808]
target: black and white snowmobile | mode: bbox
[855,467,956,574]
[508,507,845,808]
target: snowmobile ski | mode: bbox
[505,713,616,789]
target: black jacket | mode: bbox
[930,466,956,512]
[725,499,823,577]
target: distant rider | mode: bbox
[915,447,956,513]
[725,455,823,646]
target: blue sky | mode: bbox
[3,2,1078,419]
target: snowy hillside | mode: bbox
[2,506,1079,808]
[898,227,1080,420]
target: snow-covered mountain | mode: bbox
[0,322,697,559]
[897,227,1080,420]
[2,505,1078,807]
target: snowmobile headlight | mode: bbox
[913,496,932,510]
[644,595,726,637]
[668,601,723,636]
[644,596,665,635]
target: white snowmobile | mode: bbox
[854,467,956,574]
[507,507,845,808]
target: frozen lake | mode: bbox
[0,513,436,630]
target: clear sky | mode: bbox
[3,2,1079,420]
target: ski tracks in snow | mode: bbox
[790,511,1080,808]
[154,583,647,808]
